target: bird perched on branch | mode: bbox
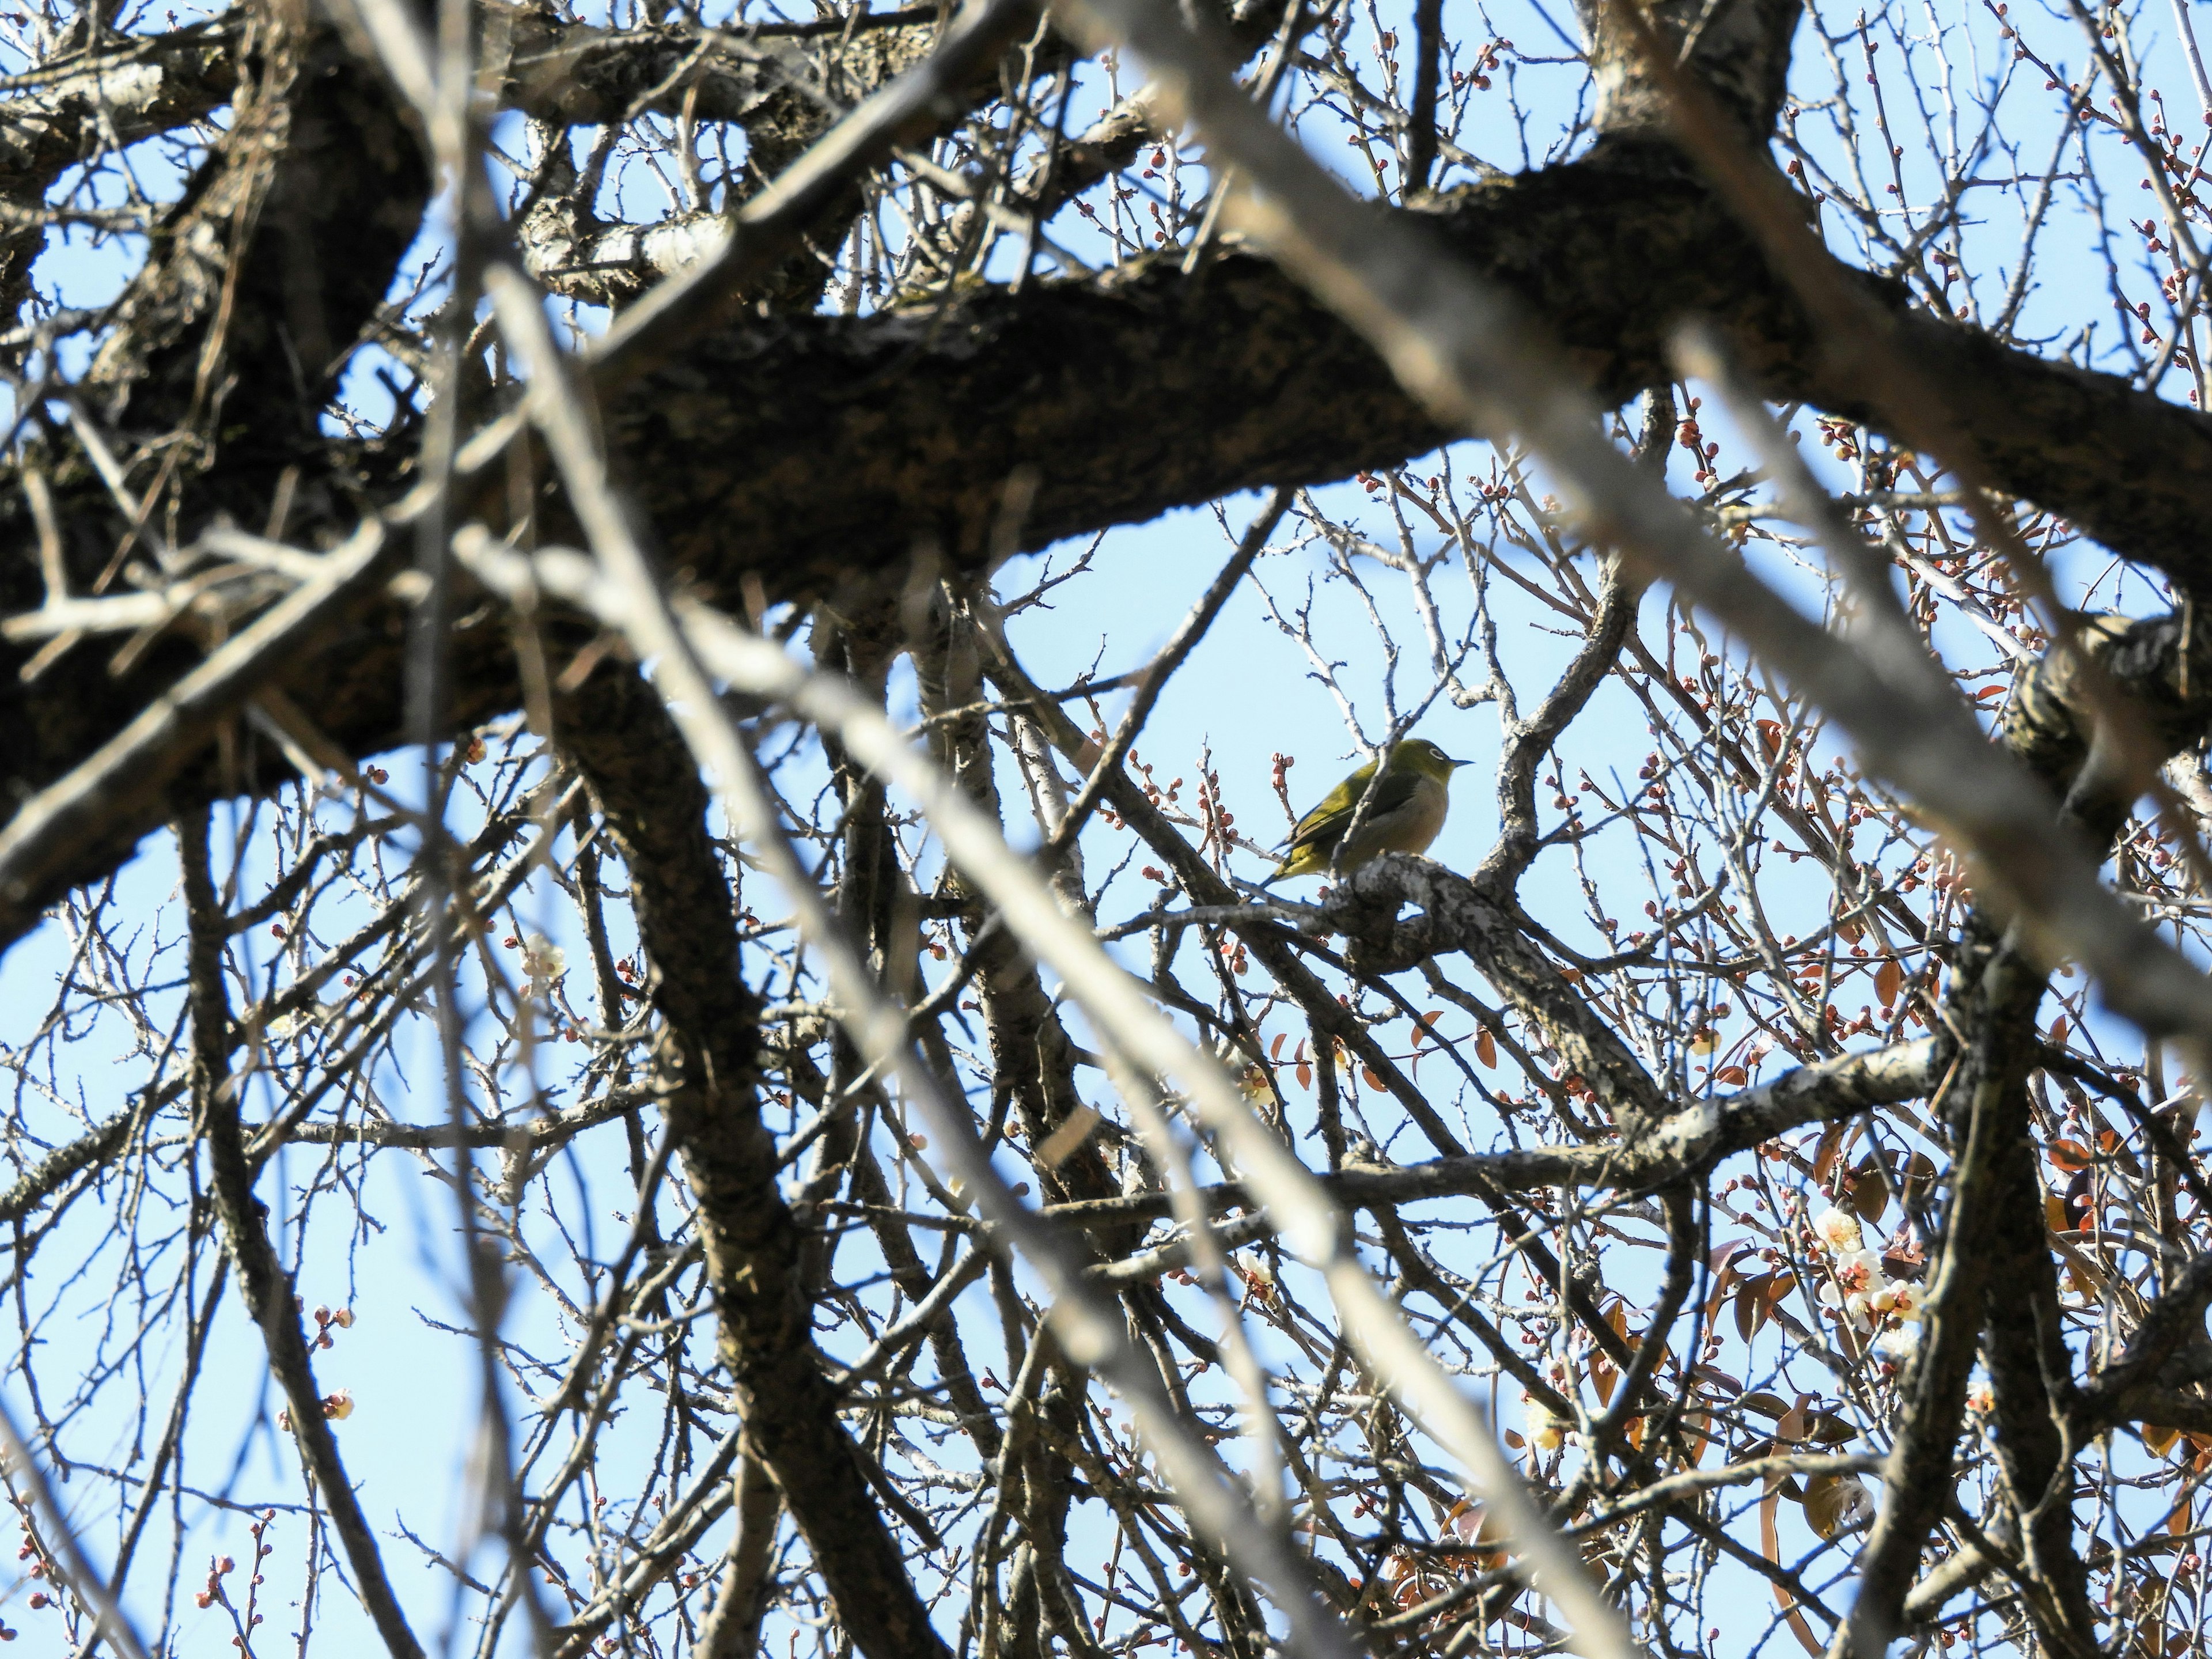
[1263,737,1467,884]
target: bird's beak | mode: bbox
[1447,756,1469,768]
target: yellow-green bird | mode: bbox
[1263,737,1468,884]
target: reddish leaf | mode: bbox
[1734,1274,1773,1342]
[1704,1245,1747,1321]
[2097,1127,2142,1176]
[1902,1152,1937,1207]
[1845,1155,1891,1225]
[1810,1124,1846,1187]
[1592,1359,1618,1407]
[1874,958,1903,1007]
[1760,1491,1823,1655]
[1682,1410,1711,1467]
[1804,1410,1858,1445]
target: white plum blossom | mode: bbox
[1812,1207,1864,1253]
[1808,1205,1925,1343]
[521,935,567,999]
[1873,1325,1921,1365]
[1870,1279,1925,1323]
[1817,1246,1888,1328]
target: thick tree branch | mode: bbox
[0,16,240,313]
[14,153,2212,922]
[554,664,955,1659]
[1052,1033,1949,1253]
[596,154,2212,598]
[84,9,429,430]
[2071,1253,2212,1434]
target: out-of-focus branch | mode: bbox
[0,17,240,314]
[459,495,1634,1659]
[0,521,393,948]
[465,276,1368,1659]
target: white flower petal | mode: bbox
[1812,1207,1864,1252]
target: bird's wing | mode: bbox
[1283,766,1422,854]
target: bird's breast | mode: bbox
[1379,776,1450,854]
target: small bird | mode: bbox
[1263,737,1468,884]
